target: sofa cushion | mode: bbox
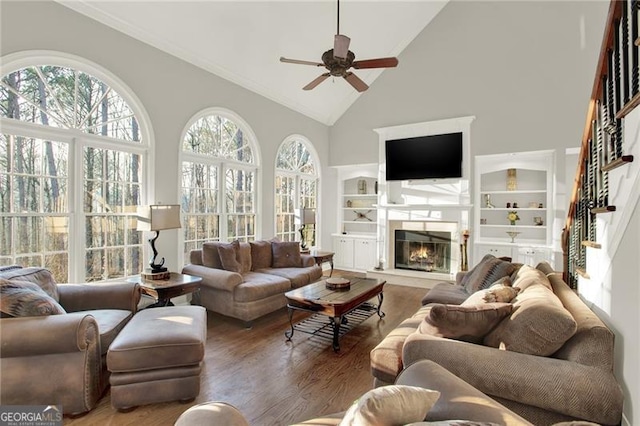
[272,241,301,268]
[461,255,516,294]
[0,279,66,317]
[260,265,321,289]
[339,385,440,426]
[219,241,242,273]
[233,272,291,302]
[421,282,470,306]
[462,278,519,306]
[250,240,272,270]
[0,267,59,301]
[418,303,513,344]
[83,309,134,355]
[484,282,577,356]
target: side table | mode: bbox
[127,272,202,308]
[309,250,335,277]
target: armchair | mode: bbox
[0,267,141,416]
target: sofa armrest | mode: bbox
[403,332,623,425]
[182,264,243,292]
[300,254,315,267]
[58,282,141,313]
[455,271,467,285]
[0,313,100,357]
[396,360,533,425]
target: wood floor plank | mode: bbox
[65,272,426,426]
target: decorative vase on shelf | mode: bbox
[506,231,521,243]
[485,194,495,208]
[357,179,367,194]
[507,211,520,225]
[507,168,517,191]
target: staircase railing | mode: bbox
[564,0,636,288]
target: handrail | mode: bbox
[563,0,636,286]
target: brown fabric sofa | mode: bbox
[370,261,623,426]
[175,360,533,425]
[0,266,141,415]
[182,240,322,325]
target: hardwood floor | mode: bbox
[66,272,426,426]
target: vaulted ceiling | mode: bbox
[57,1,448,125]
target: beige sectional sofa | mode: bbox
[370,257,624,426]
[182,240,322,325]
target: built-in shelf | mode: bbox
[480,207,547,211]
[479,225,546,229]
[479,190,546,194]
[375,203,473,210]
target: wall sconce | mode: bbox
[136,204,181,273]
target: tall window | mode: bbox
[275,137,318,245]
[0,58,148,282]
[182,111,258,261]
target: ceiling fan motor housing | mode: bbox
[322,49,355,76]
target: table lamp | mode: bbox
[137,204,181,273]
[297,208,316,250]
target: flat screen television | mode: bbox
[385,132,463,181]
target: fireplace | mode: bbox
[394,230,452,273]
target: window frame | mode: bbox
[180,108,261,262]
[0,51,154,282]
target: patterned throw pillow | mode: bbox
[419,303,513,344]
[271,241,301,268]
[339,385,440,426]
[0,279,66,317]
[0,267,59,301]
[461,254,517,294]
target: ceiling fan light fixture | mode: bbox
[333,34,351,59]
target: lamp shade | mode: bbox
[137,205,181,231]
[300,208,316,225]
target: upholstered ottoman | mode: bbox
[107,305,207,411]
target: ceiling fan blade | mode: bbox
[303,73,331,91]
[352,57,399,69]
[344,72,368,92]
[280,57,324,67]
[334,34,351,59]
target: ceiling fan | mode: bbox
[279,0,399,92]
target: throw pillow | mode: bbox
[218,242,242,273]
[250,240,272,270]
[512,264,552,292]
[461,255,516,294]
[418,303,513,344]
[339,385,440,426]
[484,283,577,356]
[236,242,252,273]
[271,241,301,268]
[406,422,500,426]
[0,266,59,301]
[462,278,519,306]
[0,279,66,317]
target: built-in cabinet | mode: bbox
[473,150,555,265]
[332,235,377,271]
[332,164,379,272]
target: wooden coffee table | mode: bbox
[127,272,202,308]
[284,277,385,352]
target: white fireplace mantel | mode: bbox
[370,116,476,283]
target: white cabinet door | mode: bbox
[353,238,376,271]
[475,244,513,261]
[515,247,552,265]
[333,236,354,269]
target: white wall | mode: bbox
[329,0,608,165]
[0,0,334,272]
[579,106,640,426]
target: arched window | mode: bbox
[0,53,150,282]
[275,137,318,246]
[181,110,258,261]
